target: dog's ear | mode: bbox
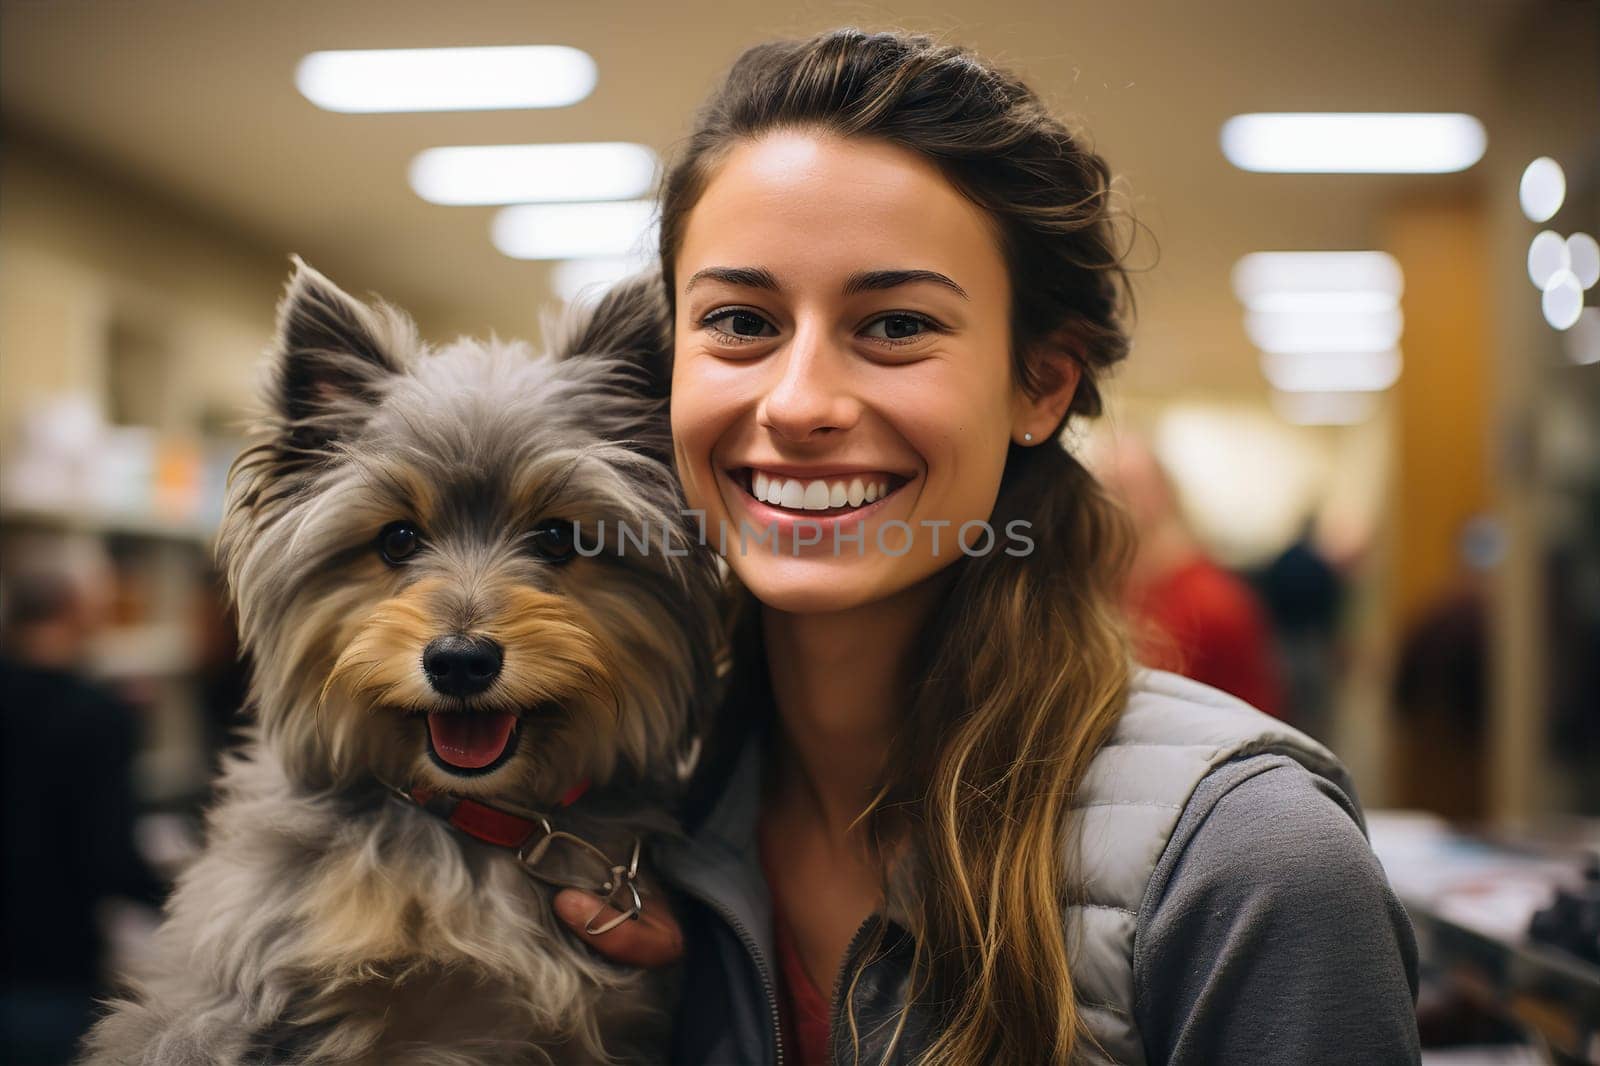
[556,269,672,400]
[271,256,407,453]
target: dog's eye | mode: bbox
[377,521,423,565]
[527,519,578,564]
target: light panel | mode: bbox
[1232,251,1403,308]
[296,46,596,113]
[1261,350,1402,393]
[1221,113,1486,173]
[410,143,658,205]
[1245,290,1399,314]
[492,200,658,260]
[1246,307,1403,355]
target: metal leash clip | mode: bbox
[587,836,644,936]
[517,821,645,936]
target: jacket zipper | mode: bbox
[827,915,883,1066]
[678,883,786,1066]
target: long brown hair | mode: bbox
[660,29,1136,1064]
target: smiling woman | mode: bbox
[668,134,1024,613]
[555,26,1422,1066]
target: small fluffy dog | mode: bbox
[80,260,721,1065]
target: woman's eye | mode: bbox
[862,313,934,342]
[703,309,777,341]
[528,519,578,563]
[377,521,423,565]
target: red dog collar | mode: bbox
[403,779,590,852]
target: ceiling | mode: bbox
[0,0,1537,396]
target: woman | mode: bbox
[555,28,1421,1065]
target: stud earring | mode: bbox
[1023,432,1034,442]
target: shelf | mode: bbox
[0,505,213,543]
[1405,899,1600,1063]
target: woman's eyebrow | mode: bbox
[683,266,970,301]
[684,266,781,294]
[842,269,969,300]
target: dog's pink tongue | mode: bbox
[427,713,516,769]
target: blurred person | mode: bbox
[188,564,250,779]
[1389,517,1498,820]
[551,29,1418,1066]
[0,537,163,1065]
[1097,433,1288,720]
[1254,521,1347,742]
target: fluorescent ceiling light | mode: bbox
[492,200,657,260]
[551,255,653,305]
[410,143,658,206]
[1246,307,1403,354]
[1261,350,1402,393]
[296,46,596,113]
[1519,157,1566,223]
[1245,290,1399,314]
[1221,113,1486,173]
[1272,391,1378,426]
[1232,251,1403,308]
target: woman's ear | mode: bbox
[1011,337,1083,445]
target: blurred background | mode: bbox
[1,1,1596,1062]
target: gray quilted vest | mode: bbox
[659,667,1360,1065]
[1069,668,1361,1064]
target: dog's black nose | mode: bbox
[422,634,503,698]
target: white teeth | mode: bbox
[743,469,899,511]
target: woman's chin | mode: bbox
[729,553,950,616]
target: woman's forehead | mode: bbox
[675,130,1006,295]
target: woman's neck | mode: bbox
[760,571,951,844]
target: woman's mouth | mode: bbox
[732,466,911,517]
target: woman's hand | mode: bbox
[554,888,685,968]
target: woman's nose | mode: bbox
[757,321,859,441]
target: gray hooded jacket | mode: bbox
[656,669,1421,1065]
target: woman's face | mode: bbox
[670,131,1040,615]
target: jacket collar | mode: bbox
[657,728,779,962]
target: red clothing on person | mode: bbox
[759,829,834,1066]
[1130,556,1285,718]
